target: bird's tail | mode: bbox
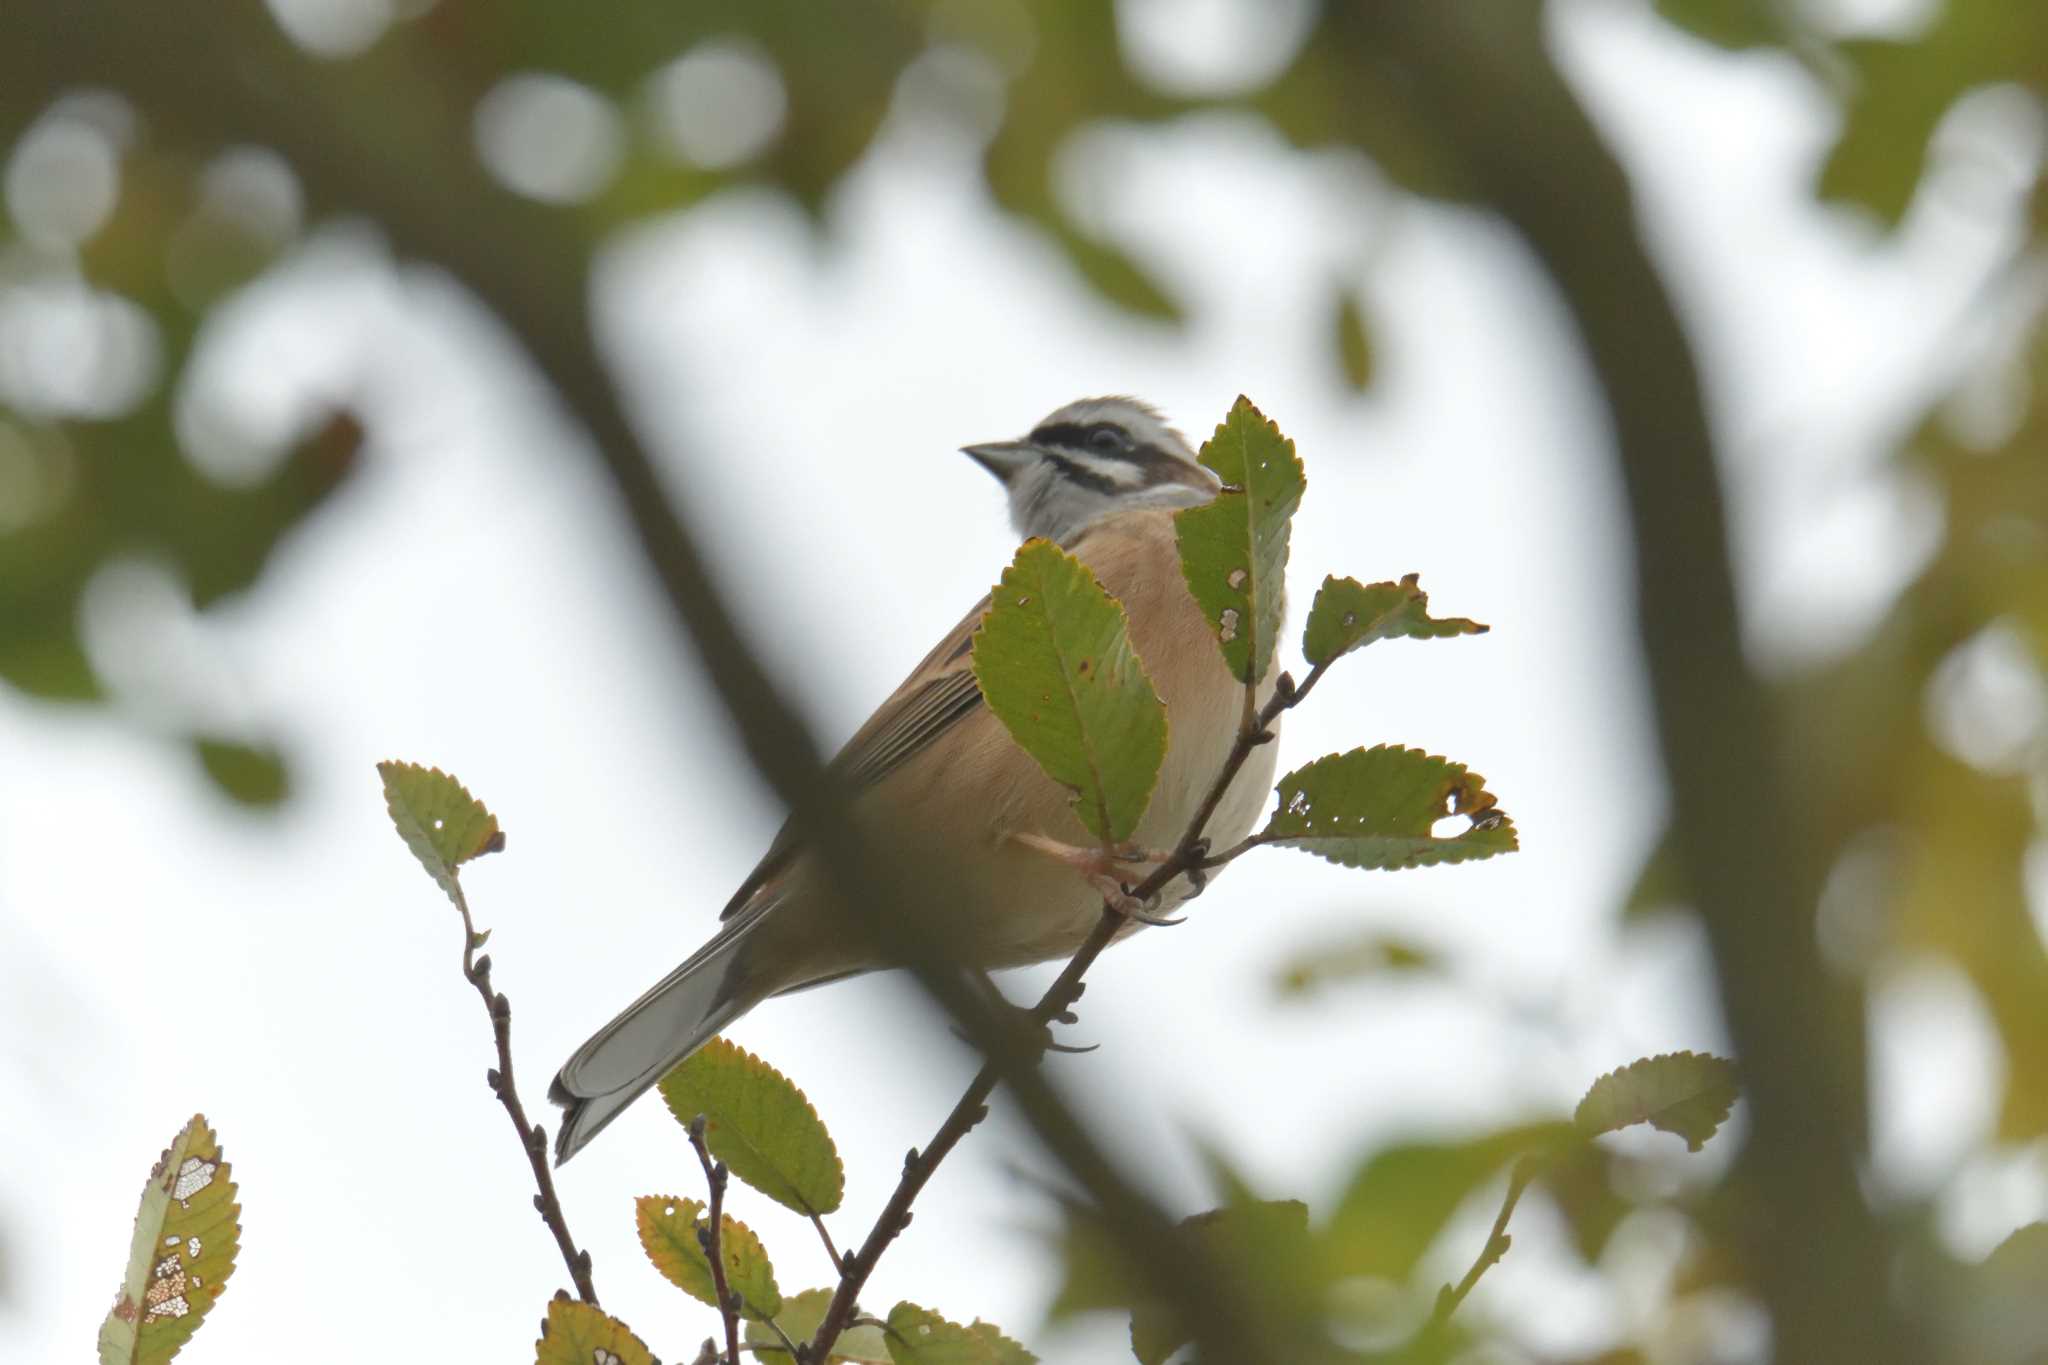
[548,908,768,1164]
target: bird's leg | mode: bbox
[1008,832,1185,925]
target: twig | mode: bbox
[453,881,599,1305]
[687,1117,743,1365]
[805,661,1327,1359]
[1424,1155,1537,1333]
[808,1213,844,1274]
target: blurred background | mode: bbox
[3,1,2044,1360]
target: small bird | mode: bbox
[549,397,1281,1161]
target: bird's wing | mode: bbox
[717,593,990,919]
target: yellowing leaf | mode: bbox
[884,1302,1035,1364]
[970,538,1168,846]
[376,761,504,905]
[1301,574,1487,669]
[97,1115,240,1365]
[1260,746,1518,869]
[658,1038,843,1217]
[1575,1052,1740,1152]
[1173,396,1306,686]
[747,1287,891,1362]
[532,1297,655,1365]
[635,1195,782,1320]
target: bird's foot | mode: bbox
[1010,833,1186,925]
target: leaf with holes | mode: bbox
[376,761,504,905]
[747,1288,892,1363]
[1173,396,1305,686]
[658,1038,844,1217]
[884,1302,1035,1364]
[1575,1052,1740,1152]
[636,1195,782,1320]
[532,1298,655,1365]
[970,538,1167,846]
[1259,746,1517,869]
[97,1115,240,1365]
[1301,574,1487,668]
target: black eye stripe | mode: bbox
[1029,423,1182,478]
[1040,451,1122,494]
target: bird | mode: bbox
[548,397,1282,1162]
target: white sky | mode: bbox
[3,2,2040,1361]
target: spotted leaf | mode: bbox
[533,1297,655,1365]
[1301,574,1487,668]
[1173,396,1305,686]
[97,1115,240,1365]
[376,760,505,906]
[635,1195,782,1320]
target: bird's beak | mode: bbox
[960,440,1037,483]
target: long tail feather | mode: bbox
[548,907,768,1163]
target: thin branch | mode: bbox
[1425,1155,1537,1333]
[453,880,599,1305]
[687,1117,743,1365]
[805,660,1325,1359]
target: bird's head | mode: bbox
[961,396,1219,545]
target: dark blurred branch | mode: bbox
[15,6,1282,1359]
[1344,6,1908,1359]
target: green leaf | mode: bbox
[196,737,289,807]
[658,1037,844,1217]
[1260,746,1518,869]
[635,1195,782,1320]
[1049,1199,1313,1364]
[1273,931,1440,998]
[970,538,1168,846]
[97,1115,240,1365]
[747,1287,892,1362]
[884,1302,1035,1364]
[375,760,505,905]
[1575,1052,1740,1152]
[1324,1125,1569,1283]
[1173,395,1306,686]
[1334,290,1375,393]
[1301,574,1487,669]
[532,1297,655,1365]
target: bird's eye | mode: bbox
[1088,425,1127,452]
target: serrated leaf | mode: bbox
[1260,746,1518,869]
[1323,1125,1568,1284]
[376,760,504,905]
[1334,290,1374,392]
[533,1297,655,1365]
[1173,396,1306,686]
[884,1302,1035,1364]
[970,538,1167,846]
[1301,574,1487,668]
[635,1195,782,1320]
[1575,1052,1740,1152]
[658,1038,844,1217]
[97,1115,240,1365]
[747,1287,892,1362]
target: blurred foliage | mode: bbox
[11,0,2048,1359]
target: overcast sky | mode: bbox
[4,2,2038,1361]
